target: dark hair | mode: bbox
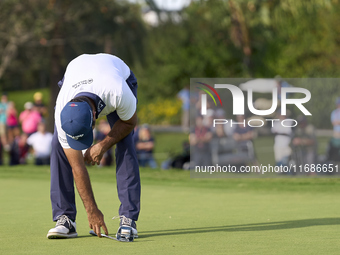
[70,96,93,105]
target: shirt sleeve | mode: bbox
[57,127,70,149]
[115,81,137,121]
[55,109,71,149]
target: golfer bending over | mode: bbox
[47,53,140,242]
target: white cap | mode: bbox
[24,102,34,110]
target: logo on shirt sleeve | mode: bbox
[97,100,105,114]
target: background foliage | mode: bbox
[1,0,340,126]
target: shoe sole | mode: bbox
[47,232,78,239]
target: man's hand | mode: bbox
[87,208,108,238]
[84,143,105,165]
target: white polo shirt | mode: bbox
[27,131,53,158]
[55,53,137,149]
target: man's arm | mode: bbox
[84,111,137,165]
[63,148,108,237]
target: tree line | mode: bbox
[1,0,340,127]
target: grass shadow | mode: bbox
[76,234,153,242]
[140,218,340,238]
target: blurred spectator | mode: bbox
[0,94,8,147]
[212,108,235,138]
[26,122,53,165]
[328,97,340,163]
[233,115,254,142]
[19,102,42,135]
[33,92,48,118]
[275,76,292,101]
[233,115,257,167]
[9,130,29,165]
[271,113,293,167]
[203,108,215,127]
[6,101,19,145]
[195,90,215,114]
[0,140,2,165]
[331,97,340,138]
[135,124,157,168]
[177,86,190,132]
[213,121,228,138]
[132,118,141,146]
[291,116,317,168]
[95,120,113,166]
[190,115,212,166]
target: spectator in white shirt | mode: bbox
[27,121,53,165]
[271,113,293,167]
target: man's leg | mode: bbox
[50,128,77,221]
[106,70,140,221]
[107,112,141,221]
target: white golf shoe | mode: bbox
[47,215,78,239]
[113,215,138,242]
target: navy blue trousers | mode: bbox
[50,72,140,222]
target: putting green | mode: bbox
[0,166,340,254]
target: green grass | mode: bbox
[153,132,188,165]
[1,165,340,255]
[0,118,337,254]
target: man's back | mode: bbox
[55,54,136,149]
[56,54,132,115]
